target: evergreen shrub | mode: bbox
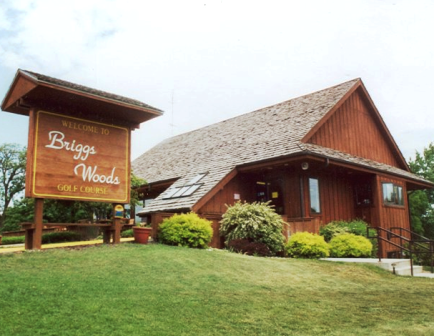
[285,232,330,259]
[329,233,373,258]
[158,213,213,248]
[220,201,285,255]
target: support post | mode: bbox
[32,198,44,249]
[112,203,123,244]
[113,218,122,244]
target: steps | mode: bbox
[322,258,433,277]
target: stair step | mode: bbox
[414,273,434,278]
[394,265,423,276]
[322,258,433,277]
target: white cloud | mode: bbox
[1,0,434,161]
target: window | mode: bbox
[162,173,206,199]
[382,183,404,206]
[309,178,321,214]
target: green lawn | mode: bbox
[1,244,433,336]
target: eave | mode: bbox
[1,69,163,129]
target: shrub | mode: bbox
[329,233,372,258]
[285,232,330,259]
[158,213,213,248]
[228,238,271,257]
[1,236,25,245]
[121,229,134,238]
[42,231,82,244]
[220,201,285,255]
[320,219,374,242]
[0,231,82,245]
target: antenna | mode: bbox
[170,90,175,136]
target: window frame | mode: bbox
[308,177,321,215]
[382,182,404,207]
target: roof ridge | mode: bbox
[161,78,360,142]
[20,69,163,113]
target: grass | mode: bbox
[1,244,434,335]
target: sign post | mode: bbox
[1,69,162,249]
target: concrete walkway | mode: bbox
[322,258,434,278]
[0,237,135,254]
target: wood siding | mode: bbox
[303,171,355,226]
[308,89,404,169]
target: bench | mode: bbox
[21,219,130,250]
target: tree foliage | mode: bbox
[0,143,26,229]
[409,143,434,239]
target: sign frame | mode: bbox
[25,110,131,204]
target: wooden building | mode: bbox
[132,79,433,255]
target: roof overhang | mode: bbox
[237,151,434,190]
[1,69,163,129]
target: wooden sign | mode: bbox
[26,110,130,203]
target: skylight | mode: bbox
[162,173,207,199]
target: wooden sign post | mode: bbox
[2,69,162,249]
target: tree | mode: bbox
[408,143,434,239]
[0,143,26,230]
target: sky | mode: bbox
[1,0,434,163]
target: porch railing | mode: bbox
[367,226,434,276]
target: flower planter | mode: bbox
[133,227,152,244]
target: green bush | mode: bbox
[121,229,134,238]
[1,236,25,245]
[320,219,374,242]
[220,201,285,255]
[0,231,83,245]
[158,213,213,249]
[42,231,82,244]
[285,232,330,259]
[329,233,373,258]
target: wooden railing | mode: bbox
[282,217,321,239]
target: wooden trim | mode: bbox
[37,81,162,117]
[25,108,37,197]
[375,175,384,227]
[19,70,162,116]
[304,153,433,189]
[237,154,324,172]
[301,80,361,142]
[1,73,37,112]
[192,169,238,212]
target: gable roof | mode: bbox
[132,78,431,213]
[2,69,163,128]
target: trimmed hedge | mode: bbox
[1,236,25,245]
[329,233,373,258]
[158,213,213,249]
[1,231,83,245]
[285,232,330,259]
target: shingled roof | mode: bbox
[20,70,163,113]
[132,78,430,214]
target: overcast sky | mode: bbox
[1,0,433,163]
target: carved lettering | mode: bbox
[74,163,120,185]
[45,131,96,161]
